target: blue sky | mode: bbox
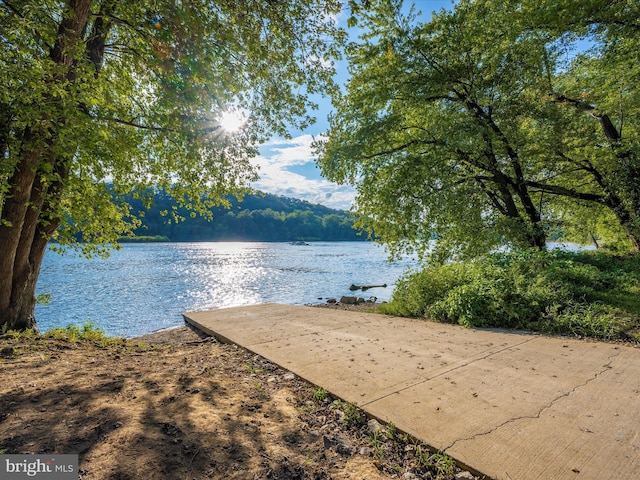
[250,0,455,211]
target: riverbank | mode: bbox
[0,323,479,480]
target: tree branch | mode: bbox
[97,116,178,133]
[524,181,604,202]
[550,94,622,143]
[478,180,509,216]
[86,1,117,76]
[361,139,439,159]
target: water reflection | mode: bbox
[35,242,415,337]
[176,244,267,309]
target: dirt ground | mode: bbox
[0,307,481,480]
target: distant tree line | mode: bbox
[122,190,364,242]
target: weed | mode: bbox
[44,320,121,346]
[36,293,51,306]
[342,401,366,428]
[385,421,397,440]
[415,445,455,480]
[2,321,149,353]
[414,445,430,467]
[312,386,328,402]
[1,327,38,340]
[312,387,325,401]
[126,341,152,353]
[368,430,385,461]
[243,363,266,375]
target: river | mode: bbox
[35,242,416,337]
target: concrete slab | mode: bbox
[184,304,640,480]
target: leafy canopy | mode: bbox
[316,0,640,261]
[0,0,346,254]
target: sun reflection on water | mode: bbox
[178,243,268,309]
[36,242,416,337]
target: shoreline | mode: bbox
[122,300,382,339]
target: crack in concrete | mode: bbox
[442,350,622,453]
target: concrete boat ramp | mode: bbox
[183,303,640,480]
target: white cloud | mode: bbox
[252,135,356,211]
[261,135,317,167]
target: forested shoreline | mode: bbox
[122,191,364,242]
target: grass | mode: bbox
[1,320,150,353]
[380,249,640,343]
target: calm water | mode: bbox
[35,242,415,337]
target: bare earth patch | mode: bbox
[0,324,481,480]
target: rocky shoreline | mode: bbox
[312,295,385,311]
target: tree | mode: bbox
[316,0,640,262]
[516,0,640,249]
[318,0,552,261]
[0,0,345,331]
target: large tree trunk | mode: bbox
[0,0,93,331]
[491,171,547,250]
[0,155,67,332]
[0,244,47,333]
[0,154,42,331]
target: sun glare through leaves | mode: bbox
[219,109,247,133]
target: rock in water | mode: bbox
[349,283,387,291]
[340,296,358,304]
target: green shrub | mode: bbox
[382,249,640,342]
